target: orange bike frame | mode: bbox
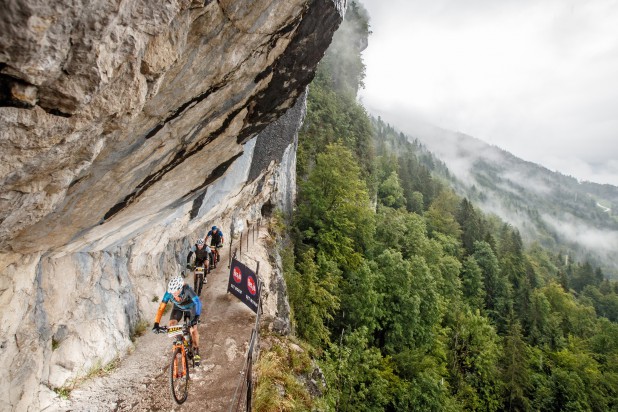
[172,341,187,378]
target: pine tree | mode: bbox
[473,240,512,329]
[456,198,486,256]
[501,320,531,412]
[461,255,486,310]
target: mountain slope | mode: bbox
[385,120,618,278]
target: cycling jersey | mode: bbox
[154,284,202,324]
[187,244,211,266]
[207,229,223,245]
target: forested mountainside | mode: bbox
[390,124,618,279]
[0,0,346,409]
[254,2,618,411]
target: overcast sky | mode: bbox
[358,0,618,186]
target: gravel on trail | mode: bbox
[49,231,267,412]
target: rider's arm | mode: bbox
[185,286,202,316]
[187,245,196,264]
[192,295,202,316]
[154,292,172,324]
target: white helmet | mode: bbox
[168,276,184,293]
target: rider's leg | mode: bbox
[190,325,199,349]
[169,306,183,326]
[190,324,201,365]
[210,243,217,266]
[194,260,201,288]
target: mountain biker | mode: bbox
[152,275,202,366]
[187,239,211,274]
[205,226,224,264]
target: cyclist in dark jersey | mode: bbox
[205,226,224,264]
[187,239,212,273]
[152,276,203,365]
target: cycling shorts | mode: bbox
[170,305,196,323]
[195,257,209,267]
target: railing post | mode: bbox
[256,261,262,318]
[246,355,253,412]
[228,221,234,268]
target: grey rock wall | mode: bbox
[0,0,344,254]
[0,0,345,409]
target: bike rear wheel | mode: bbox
[170,347,190,404]
[214,250,220,267]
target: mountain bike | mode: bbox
[158,322,195,404]
[193,265,206,296]
[210,243,222,269]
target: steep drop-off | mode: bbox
[0,1,344,410]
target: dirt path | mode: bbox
[50,233,263,412]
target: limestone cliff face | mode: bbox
[0,1,344,409]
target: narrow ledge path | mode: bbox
[48,226,270,412]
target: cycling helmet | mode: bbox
[168,276,184,293]
[196,239,204,245]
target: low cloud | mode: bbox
[541,213,618,256]
[359,0,618,186]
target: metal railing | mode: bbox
[226,219,263,412]
[228,304,261,412]
[228,218,262,269]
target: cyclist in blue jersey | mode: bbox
[152,275,202,365]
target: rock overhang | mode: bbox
[0,0,345,255]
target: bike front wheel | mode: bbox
[170,347,190,404]
[198,273,204,296]
[193,270,200,292]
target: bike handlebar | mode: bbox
[154,320,197,335]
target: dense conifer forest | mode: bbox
[408,127,618,279]
[256,3,618,411]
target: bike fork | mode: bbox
[173,346,187,378]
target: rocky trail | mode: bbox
[49,228,271,412]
